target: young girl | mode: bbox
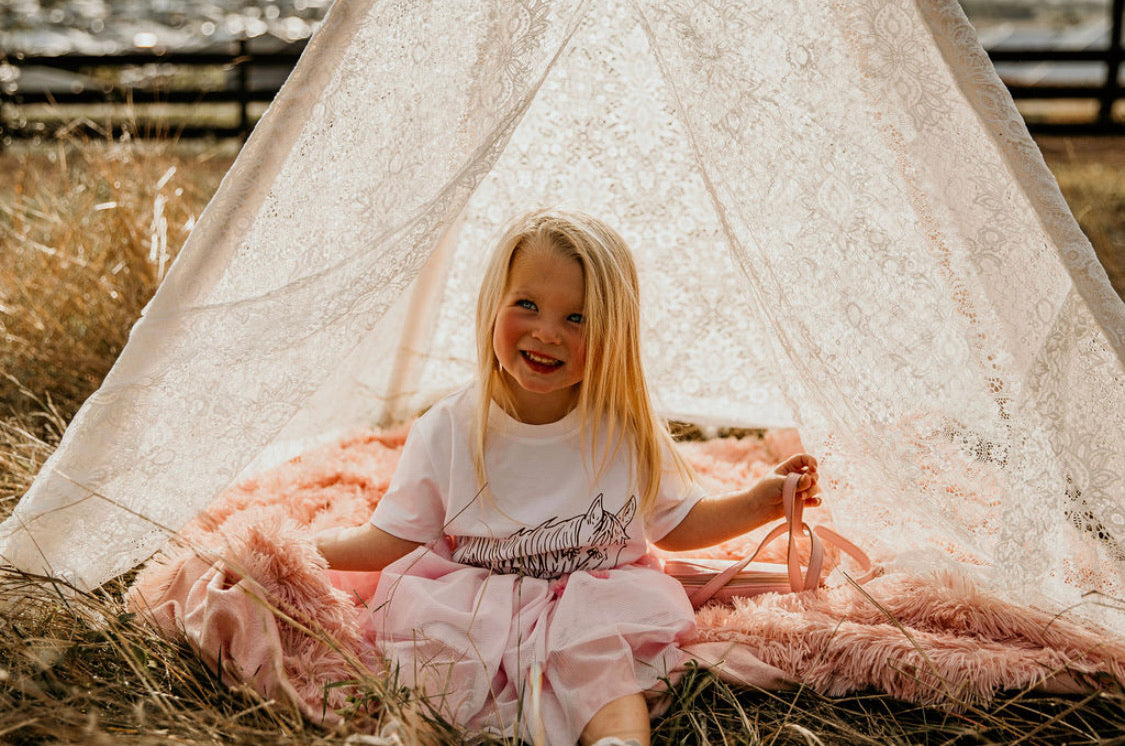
[315,209,821,746]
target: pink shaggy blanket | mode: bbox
[126,426,1125,724]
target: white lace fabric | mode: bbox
[2,0,1124,634]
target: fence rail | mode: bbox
[0,39,300,142]
[987,0,1124,133]
[1,1,1123,143]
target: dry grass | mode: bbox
[1038,136,1125,300]
[0,570,317,744]
[0,134,1123,745]
[0,139,235,425]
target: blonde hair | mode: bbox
[473,208,693,518]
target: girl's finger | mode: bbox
[794,454,818,472]
[778,454,811,474]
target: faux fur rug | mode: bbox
[126,425,1125,723]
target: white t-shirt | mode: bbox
[370,387,705,579]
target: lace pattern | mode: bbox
[2,0,1123,634]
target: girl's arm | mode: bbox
[655,454,822,552]
[314,523,422,571]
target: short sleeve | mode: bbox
[645,448,706,542]
[369,418,447,543]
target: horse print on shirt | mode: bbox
[451,494,637,579]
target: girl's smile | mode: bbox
[493,248,587,424]
[521,349,565,372]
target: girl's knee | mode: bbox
[579,692,650,746]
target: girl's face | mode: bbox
[493,247,587,424]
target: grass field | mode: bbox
[1037,136,1125,297]
[0,135,1123,744]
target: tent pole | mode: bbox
[1103,0,1125,125]
[379,215,463,425]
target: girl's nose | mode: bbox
[532,322,562,344]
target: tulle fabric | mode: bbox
[366,543,695,744]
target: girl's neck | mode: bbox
[498,378,580,425]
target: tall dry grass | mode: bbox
[1,134,1124,744]
[1038,136,1125,299]
[0,139,234,424]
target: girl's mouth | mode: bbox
[521,350,563,373]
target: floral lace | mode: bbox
[3,0,1123,634]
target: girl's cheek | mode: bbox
[492,317,514,364]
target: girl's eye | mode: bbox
[516,299,537,311]
[567,313,584,324]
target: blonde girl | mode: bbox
[316,209,821,746]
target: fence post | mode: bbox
[0,52,7,151]
[1101,0,1125,125]
[238,38,250,138]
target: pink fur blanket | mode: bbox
[126,426,1125,725]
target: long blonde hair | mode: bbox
[474,208,693,518]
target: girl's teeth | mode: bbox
[524,351,560,365]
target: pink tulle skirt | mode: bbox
[364,544,696,744]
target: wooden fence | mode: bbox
[0,39,301,142]
[988,0,1124,134]
[1,1,1123,143]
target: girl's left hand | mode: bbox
[773,453,822,508]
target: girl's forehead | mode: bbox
[505,247,585,298]
[509,245,582,278]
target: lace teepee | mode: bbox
[3,0,1124,633]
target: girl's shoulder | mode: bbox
[398,385,478,468]
[411,384,477,436]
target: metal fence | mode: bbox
[1,0,1123,144]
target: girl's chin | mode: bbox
[506,360,556,384]
[502,370,577,397]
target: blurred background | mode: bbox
[0,0,1123,140]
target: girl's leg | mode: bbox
[579,692,650,746]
